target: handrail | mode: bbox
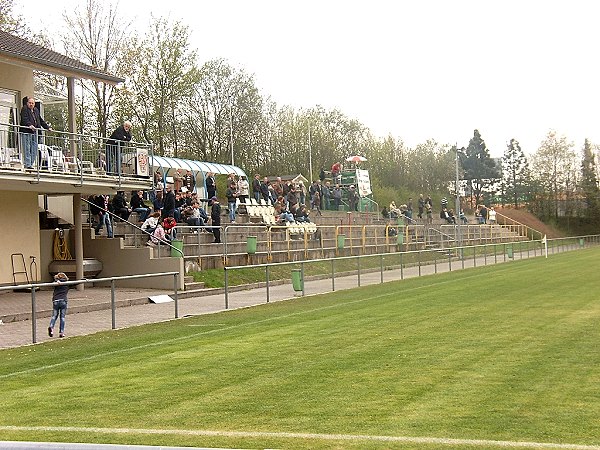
[495,211,543,240]
[80,197,183,256]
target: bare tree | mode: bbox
[62,0,132,136]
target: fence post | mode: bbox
[224,268,229,309]
[173,272,179,319]
[418,250,421,277]
[331,258,335,291]
[357,256,361,287]
[111,279,116,329]
[266,265,270,303]
[301,262,305,296]
[31,287,37,344]
[400,253,404,280]
[380,254,384,283]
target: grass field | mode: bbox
[1,248,600,449]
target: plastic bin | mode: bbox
[579,238,585,248]
[507,245,514,259]
[170,239,184,257]
[397,231,404,245]
[291,269,303,292]
[337,234,346,249]
[246,236,257,254]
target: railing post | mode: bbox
[224,268,229,309]
[301,261,305,296]
[111,279,116,329]
[31,286,37,344]
[173,272,179,319]
[380,254,384,283]
[418,250,421,277]
[357,256,361,287]
[400,252,404,280]
[266,265,270,303]
[331,258,335,291]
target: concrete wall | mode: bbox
[0,62,33,98]
[42,195,74,224]
[83,229,184,290]
[0,191,40,285]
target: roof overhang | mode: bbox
[151,156,247,178]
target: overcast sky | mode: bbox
[19,0,600,158]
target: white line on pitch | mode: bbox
[0,426,598,449]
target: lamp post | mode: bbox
[455,145,462,248]
[308,119,313,184]
[229,101,234,166]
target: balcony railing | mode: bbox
[0,122,153,184]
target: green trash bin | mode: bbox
[579,238,585,248]
[397,231,404,245]
[247,236,257,254]
[507,245,514,259]
[337,234,346,249]
[170,239,183,257]
[291,269,303,292]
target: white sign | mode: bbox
[136,148,149,176]
[148,294,173,304]
[355,169,372,197]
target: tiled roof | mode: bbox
[0,30,124,84]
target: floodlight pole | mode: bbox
[308,119,313,184]
[455,145,462,248]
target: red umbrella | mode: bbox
[345,155,367,163]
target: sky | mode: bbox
[17,0,600,158]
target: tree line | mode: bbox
[1,0,598,229]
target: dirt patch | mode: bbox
[496,207,564,239]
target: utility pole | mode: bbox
[308,120,313,184]
[455,145,462,248]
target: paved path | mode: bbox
[0,244,552,349]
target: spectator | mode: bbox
[94,194,113,237]
[319,167,326,182]
[348,185,359,211]
[206,171,216,200]
[260,177,270,203]
[331,161,341,184]
[298,181,306,205]
[105,121,132,175]
[112,191,131,221]
[185,202,209,232]
[173,169,183,192]
[252,174,261,202]
[225,181,238,223]
[153,190,164,216]
[381,206,389,219]
[426,202,433,224]
[163,184,176,219]
[406,197,413,219]
[147,222,171,246]
[130,190,150,222]
[237,175,249,209]
[210,196,222,243]
[479,205,488,224]
[323,181,331,210]
[182,170,195,193]
[332,184,342,210]
[20,96,51,169]
[488,206,497,224]
[47,272,70,338]
[418,194,425,219]
[141,211,161,235]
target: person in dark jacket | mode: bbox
[105,121,132,174]
[163,184,176,219]
[252,174,261,202]
[112,191,131,221]
[130,190,150,221]
[210,196,221,243]
[205,172,216,199]
[20,96,51,169]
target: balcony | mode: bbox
[0,122,153,194]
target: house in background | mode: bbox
[0,30,183,289]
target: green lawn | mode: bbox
[1,248,600,449]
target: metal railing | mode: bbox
[1,271,179,345]
[495,211,543,240]
[222,234,600,309]
[0,122,153,185]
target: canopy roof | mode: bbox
[151,155,246,177]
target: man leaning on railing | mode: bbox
[20,96,52,169]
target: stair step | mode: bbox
[184,281,205,290]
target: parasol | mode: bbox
[345,155,367,163]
